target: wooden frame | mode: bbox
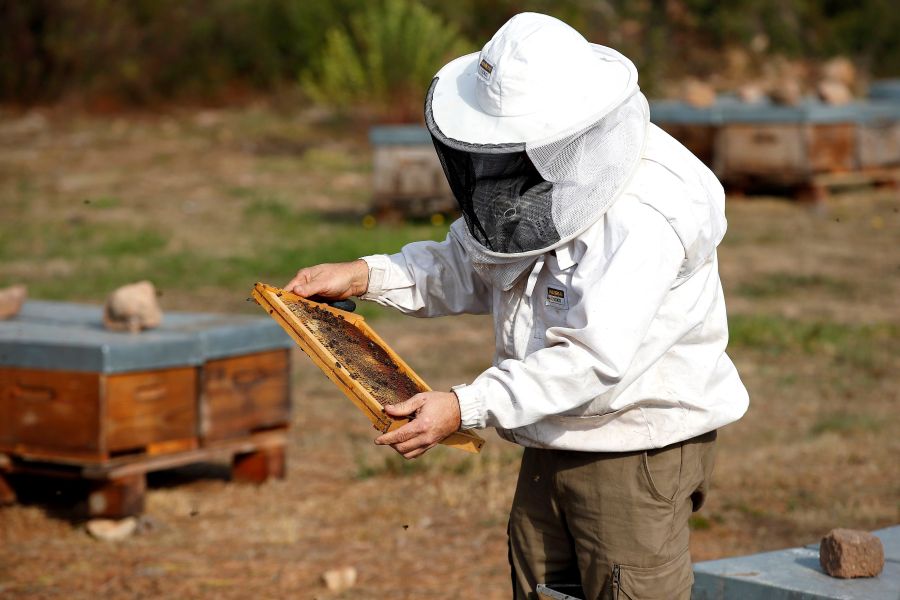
[252,283,484,454]
[0,428,287,518]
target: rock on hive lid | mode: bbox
[0,300,291,373]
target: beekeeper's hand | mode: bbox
[375,391,462,459]
[284,259,369,299]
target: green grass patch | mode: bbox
[353,444,519,480]
[354,452,431,479]
[735,272,853,299]
[241,195,296,220]
[299,147,363,173]
[97,228,168,256]
[728,315,897,376]
[689,515,712,530]
[0,220,169,261]
[3,209,449,313]
[82,196,121,209]
[809,413,882,437]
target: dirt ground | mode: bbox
[0,105,898,599]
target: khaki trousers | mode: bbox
[508,430,717,600]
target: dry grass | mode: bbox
[0,104,898,598]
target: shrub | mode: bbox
[0,0,357,104]
[301,0,471,122]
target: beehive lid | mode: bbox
[693,525,900,600]
[0,300,291,373]
[368,125,432,146]
[868,79,900,102]
[650,98,900,125]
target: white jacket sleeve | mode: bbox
[454,204,685,430]
[359,227,491,317]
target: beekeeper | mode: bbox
[286,12,748,600]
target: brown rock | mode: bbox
[821,57,857,88]
[0,285,27,320]
[817,79,854,105]
[737,83,766,104]
[682,79,717,108]
[819,528,885,578]
[104,281,163,333]
[321,566,357,592]
[86,517,138,541]
[770,79,803,106]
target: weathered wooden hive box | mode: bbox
[652,96,900,188]
[369,125,456,219]
[649,102,720,166]
[0,300,292,463]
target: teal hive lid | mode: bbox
[0,300,291,373]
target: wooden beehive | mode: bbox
[0,300,294,517]
[0,365,198,462]
[252,283,484,453]
[369,125,457,219]
[0,301,293,463]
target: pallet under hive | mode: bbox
[0,300,294,517]
[252,283,484,453]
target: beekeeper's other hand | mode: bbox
[284,259,369,299]
[375,391,462,459]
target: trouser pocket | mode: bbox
[612,547,693,600]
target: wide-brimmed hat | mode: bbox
[429,12,639,146]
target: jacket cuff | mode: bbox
[359,254,391,298]
[452,383,485,430]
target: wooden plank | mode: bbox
[0,368,103,457]
[105,367,198,453]
[81,428,287,479]
[201,350,290,442]
[87,474,145,518]
[253,283,485,453]
[146,437,198,456]
[812,167,900,188]
[232,445,286,484]
[0,471,15,505]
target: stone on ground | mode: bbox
[86,517,138,542]
[321,566,357,592]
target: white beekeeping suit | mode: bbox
[361,12,748,451]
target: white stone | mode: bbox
[86,517,138,542]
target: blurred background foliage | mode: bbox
[300,0,471,122]
[1,0,899,110]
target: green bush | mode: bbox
[301,0,471,122]
[0,0,358,104]
[2,0,899,106]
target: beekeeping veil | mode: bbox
[426,13,649,290]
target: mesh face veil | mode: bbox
[425,78,650,289]
[430,136,557,254]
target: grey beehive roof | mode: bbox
[0,301,291,373]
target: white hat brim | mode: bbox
[429,44,638,146]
